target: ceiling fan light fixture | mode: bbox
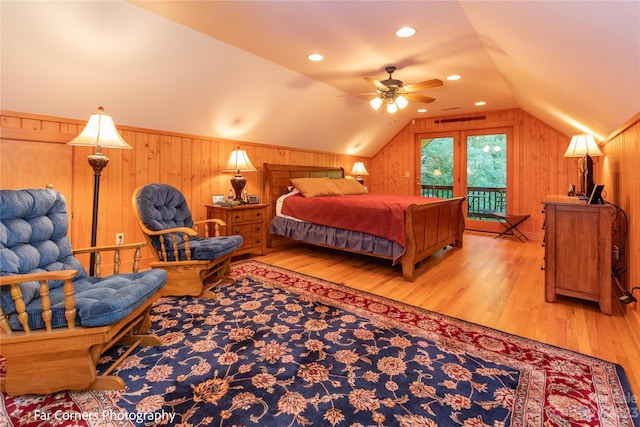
[395,95,408,109]
[365,65,440,115]
[370,97,383,110]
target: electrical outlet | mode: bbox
[116,233,124,245]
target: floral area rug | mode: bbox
[2,260,638,426]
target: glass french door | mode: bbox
[417,128,511,233]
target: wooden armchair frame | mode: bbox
[132,186,236,298]
[0,243,163,396]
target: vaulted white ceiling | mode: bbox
[1,1,638,157]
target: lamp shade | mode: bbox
[564,134,603,157]
[395,95,408,109]
[350,161,369,176]
[68,107,131,149]
[223,147,256,172]
[370,97,383,110]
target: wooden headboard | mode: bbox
[263,163,344,220]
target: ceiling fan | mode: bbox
[364,65,443,113]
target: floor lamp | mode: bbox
[69,107,131,276]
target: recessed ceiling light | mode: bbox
[417,108,428,113]
[447,75,461,81]
[307,53,324,62]
[395,27,416,38]
[475,101,486,106]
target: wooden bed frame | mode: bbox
[264,163,465,281]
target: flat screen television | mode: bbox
[588,184,605,204]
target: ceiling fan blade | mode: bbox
[403,93,436,104]
[402,79,444,92]
[364,77,389,91]
[337,92,378,97]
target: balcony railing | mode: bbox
[421,185,507,219]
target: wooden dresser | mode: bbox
[541,196,614,314]
[206,204,267,256]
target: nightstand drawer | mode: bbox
[252,209,264,221]
[230,210,264,224]
[207,203,267,256]
[230,210,254,223]
[231,224,263,248]
[252,234,264,247]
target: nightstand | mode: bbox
[206,204,267,256]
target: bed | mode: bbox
[264,164,465,281]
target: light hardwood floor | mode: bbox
[249,231,640,396]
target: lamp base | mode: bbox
[88,152,109,175]
[87,152,108,277]
[230,174,247,204]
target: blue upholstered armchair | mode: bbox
[132,183,243,297]
[0,188,168,396]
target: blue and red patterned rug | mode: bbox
[2,260,638,426]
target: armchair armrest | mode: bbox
[0,270,78,334]
[136,225,199,263]
[193,218,226,237]
[73,242,146,277]
[142,226,198,237]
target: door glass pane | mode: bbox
[420,137,453,198]
[466,134,507,220]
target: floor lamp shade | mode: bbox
[68,107,131,275]
[223,147,256,203]
[69,107,131,150]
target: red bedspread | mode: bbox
[280,193,443,248]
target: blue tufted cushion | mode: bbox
[0,188,168,331]
[136,184,242,261]
[189,235,243,259]
[6,269,168,330]
[1,189,87,315]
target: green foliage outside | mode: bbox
[421,134,506,188]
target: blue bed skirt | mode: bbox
[270,217,405,264]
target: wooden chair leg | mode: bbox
[200,257,235,298]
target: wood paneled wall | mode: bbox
[0,110,369,269]
[369,108,576,238]
[600,114,640,340]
